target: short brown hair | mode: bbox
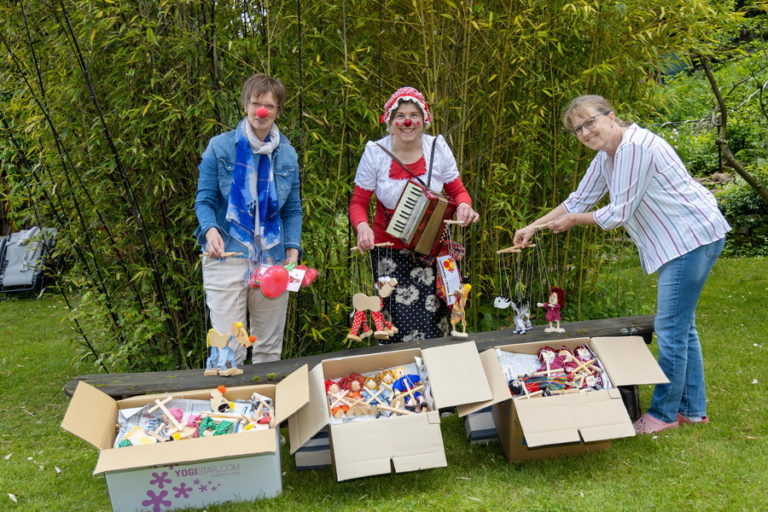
[562,94,629,132]
[241,73,286,114]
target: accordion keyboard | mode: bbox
[386,182,429,242]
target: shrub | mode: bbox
[717,167,768,256]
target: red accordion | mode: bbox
[386,180,457,257]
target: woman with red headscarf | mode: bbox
[349,87,479,344]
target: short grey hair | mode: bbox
[562,94,629,132]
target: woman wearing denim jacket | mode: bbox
[514,95,730,434]
[195,73,302,364]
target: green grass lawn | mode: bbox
[1,256,766,511]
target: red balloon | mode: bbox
[260,265,289,298]
[301,268,319,287]
[255,107,269,119]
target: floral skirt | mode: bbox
[371,248,450,344]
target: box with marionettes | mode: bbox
[60,365,309,512]
[288,341,492,481]
[458,336,669,462]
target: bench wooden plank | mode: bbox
[63,315,654,399]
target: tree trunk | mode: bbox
[699,56,768,204]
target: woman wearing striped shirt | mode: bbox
[514,95,730,435]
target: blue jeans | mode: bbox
[647,237,725,423]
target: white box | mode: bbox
[62,365,309,511]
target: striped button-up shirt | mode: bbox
[562,125,730,274]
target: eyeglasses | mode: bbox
[572,111,610,135]
[248,102,278,112]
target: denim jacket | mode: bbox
[194,128,303,263]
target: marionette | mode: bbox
[375,370,395,401]
[338,373,369,416]
[511,301,532,334]
[557,346,579,373]
[204,323,256,376]
[347,293,375,342]
[361,377,388,415]
[534,345,566,376]
[537,286,566,333]
[325,380,350,419]
[391,366,428,412]
[450,283,472,337]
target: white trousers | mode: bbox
[202,257,289,364]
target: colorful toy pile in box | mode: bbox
[113,386,273,447]
[496,345,613,399]
[325,361,432,422]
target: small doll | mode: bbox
[537,286,566,333]
[375,369,396,397]
[250,392,274,427]
[450,284,472,337]
[511,301,532,334]
[535,346,565,376]
[325,380,349,419]
[557,347,579,373]
[338,373,368,416]
[361,377,388,416]
[391,366,428,412]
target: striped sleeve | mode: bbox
[562,155,608,214]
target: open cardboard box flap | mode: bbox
[422,341,492,409]
[457,348,514,416]
[330,412,445,481]
[275,364,310,424]
[514,389,635,448]
[289,364,328,454]
[288,341,491,454]
[591,336,669,386]
[61,381,120,450]
[62,366,309,474]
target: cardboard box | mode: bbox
[458,336,668,462]
[294,429,332,470]
[62,365,309,512]
[288,341,492,481]
[464,406,498,444]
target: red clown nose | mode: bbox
[403,118,413,127]
[255,107,269,119]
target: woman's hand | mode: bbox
[513,225,540,247]
[283,248,299,266]
[549,213,577,233]
[204,227,225,258]
[456,202,480,227]
[355,222,375,251]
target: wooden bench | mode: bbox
[64,315,654,422]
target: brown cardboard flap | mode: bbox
[275,364,309,424]
[457,348,512,417]
[515,398,582,447]
[591,336,669,386]
[61,381,119,450]
[331,411,445,481]
[514,390,633,448]
[288,364,328,454]
[422,341,492,409]
[93,427,277,474]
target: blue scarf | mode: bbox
[226,118,281,260]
